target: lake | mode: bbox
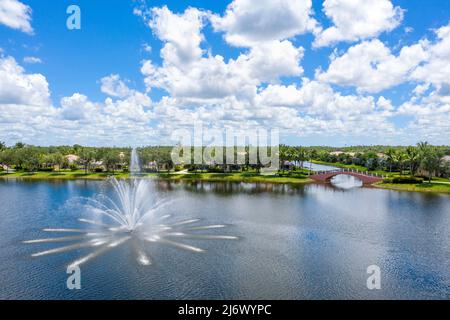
[302,161,339,172]
[0,178,449,299]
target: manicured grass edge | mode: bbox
[374,182,450,194]
[2,171,449,193]
[0,171,313,185]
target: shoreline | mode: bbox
[1,171,450,194]
[154,173,314,185]
[0,171,313,185]
[373,182,450,195]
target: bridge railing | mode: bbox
[309,167,385,179]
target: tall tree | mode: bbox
[279,145,289,173]
[78,149,94,175]
[405,146,419,176]
[420,148,442,183]
[385,148,396,172]
[294,146,307,170]
[417,141,429,153]
[394,151,407,175]
[103,151,120,173]
[14,142,25,149]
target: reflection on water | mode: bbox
[155,179,367,196]
[330,174,363,189]
[0,179,449,299]
[155,179,309,196]
[302,161,339,172]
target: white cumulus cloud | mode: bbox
[0,0,33,34]
[411,23,450,89]
[211,0,317,47]
[23,56,42,64]
[316,39,428,93]
[314,0,403,47]
[141,7,305,103]
[0,54,50,106]
[100,74,134,98]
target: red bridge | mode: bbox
[309,169,384,185]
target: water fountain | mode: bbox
[129,147,141,177]
[24,148,238,268]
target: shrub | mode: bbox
[383,177,424,184]
[208,166,225,173]
[69,164,78,171]
[93,167,104,173]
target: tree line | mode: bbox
[0,141,449,180]
[292,142,449,182]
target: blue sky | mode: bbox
[0,0,450,146]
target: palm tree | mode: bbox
[421,148,442,183]
[405,146,418,176]
[279,145,289,173]
[385,148,396,172]
[54,153,64,171]
[78,149,94,175]
[394,151,407,175]
[103,151,120,174]
[286,147,295,171]
[417,141,429,153]
[295,147,307,170]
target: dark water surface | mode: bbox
[0,178,449,299]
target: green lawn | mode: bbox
[153,172,312,184]
[0,170,129,180]
[311,160,391,176]
[375,182,450,194]
[0,170,312,184]
[2,169,449,193]
[430,177,450,183]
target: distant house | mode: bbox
[282,161,295,170]
[65,154,79,164]
[418,156,450,178]
[147,161,158,171]
[1,164,14,172]
[443,156,450,178]
[91,161,104,170]
[146,161,170,171]
[330,151,356,157]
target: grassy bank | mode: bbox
[0,170,129,180]
[0,170,312,184]
[311,160,391,176]
[374,182,450,194]
[154,172,312,184]
[3,169,450,193]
